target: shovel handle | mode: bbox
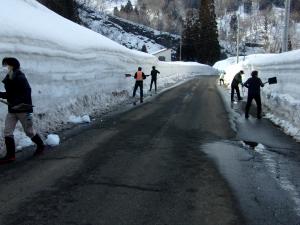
[0,99,8,105]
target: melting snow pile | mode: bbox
[214,50,300,141]
[0,0,217,151]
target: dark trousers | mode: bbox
[150,78,157,92]
[219,79,224,86]
[133,81,143,102]
[245,94,262,118]
[231,85,241,101]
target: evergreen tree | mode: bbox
[134,7,139,16]
[230,15,238,33]
[197,0,221,65]
[113,6,119,16]
[141,44,148,53]
[38,0,80,23]
[244,0,252,14]
[181,11,198,61]
[124,0,134,13]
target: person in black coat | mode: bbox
[149,66,160,93]
[244,70,265,119]
[231,70,244,101]
[0,57,45,164]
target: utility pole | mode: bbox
[236,14,240,63]
[179,25,182,61]
[282,0,291,52]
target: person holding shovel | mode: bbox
[0,57,45,164]
[244,70,264,119]
[133,67,146,103]
[231,70,244,102]
[149,66,160,93]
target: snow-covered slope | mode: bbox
[0,0,216,150]
[218,6,300,57]
[78,5,179,54]
[214,50,300,140]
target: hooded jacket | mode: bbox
[0,69,33,113]
[244,76,264,96]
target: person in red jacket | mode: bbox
[0,57,45,164]
[133,67,146,103]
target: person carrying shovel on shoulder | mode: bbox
[0,57,45,164]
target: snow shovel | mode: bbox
[264,77,277,85]
[0,99,8,105]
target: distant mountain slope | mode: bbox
[78,4,179,55]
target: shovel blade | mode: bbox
[268,77,277,84]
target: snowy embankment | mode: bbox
[0,0,217,151]
[214,50,300,141]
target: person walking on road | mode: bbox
[149,66,160,93]
[231,70,244,102]
[0,57,45,164]
[133,67,146,103]
[244,70,264,119]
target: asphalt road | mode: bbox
[0,76,244,225]
[204,85,300,225]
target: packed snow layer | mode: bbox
[0,0,217,151]
[214,50,300,141]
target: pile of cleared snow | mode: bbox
[214,50,300,141]
[0,0,216,151]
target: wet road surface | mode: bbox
[1,77,299,225]
[0,77,243,225]
[203,86,300,225]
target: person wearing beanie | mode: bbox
[0,57,45,164]
[231,70,244,102]
[149,66,160,93]
[243,70,265,119]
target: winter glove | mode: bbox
[0,92,7,99]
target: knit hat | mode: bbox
[2,57,20,70]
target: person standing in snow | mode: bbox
[231,70,244,102]
[0,57,45,164]
[219,71,225,86]
[133,67,146,103]
[149,66,160,93]
[244,70,264,119]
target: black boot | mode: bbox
[0,137,16,164]
[31,134,45,156]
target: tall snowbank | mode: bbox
[214,50,300,140]
[0,0,217,149]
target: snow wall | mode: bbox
[214,50,300,140]
[0,0,217,149]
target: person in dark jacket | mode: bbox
[231,70,244,102]
[0,57,45,164]
[133,67,146,103]
[149,66,160,93]
[244,70,264,119]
